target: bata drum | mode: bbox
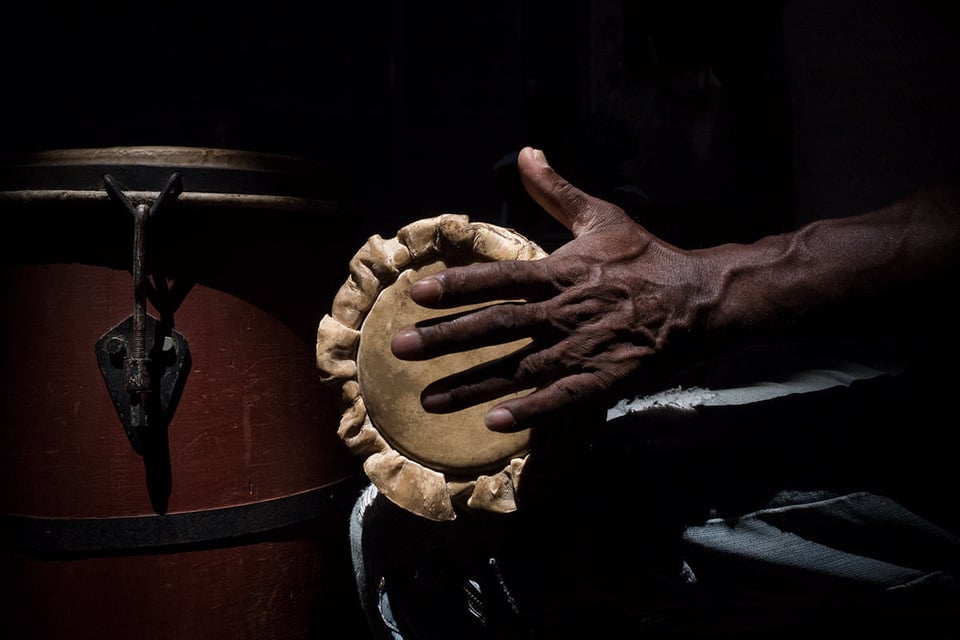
[316,214,547,521]
[0,147,368,639]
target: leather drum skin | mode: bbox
[316,214,547,522]
[357,259,532,477]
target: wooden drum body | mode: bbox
[0,147,367,639]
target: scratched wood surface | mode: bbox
[0,175,372,639]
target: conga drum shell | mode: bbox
[0,146,368,639]
[317,214,547,522]
[1,262,354,517]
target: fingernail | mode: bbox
[410,277,442,303]
[391,328,423,358]
[421,390,452,412]
[485,407,517,431]
[532,148,550,168]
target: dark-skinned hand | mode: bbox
[390,147,710,432]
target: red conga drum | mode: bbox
[0,147,368,639]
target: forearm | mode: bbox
[699,182,960,334]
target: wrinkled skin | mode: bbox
[391,147,711,431]
[392,147,960,433]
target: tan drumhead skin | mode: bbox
[357,260,532,477]
[316,213,548,520]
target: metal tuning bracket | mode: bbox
[96,172,190,455]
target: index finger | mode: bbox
[410,258,553,308]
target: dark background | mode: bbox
[0,2,819,247]
[3,1,959,248]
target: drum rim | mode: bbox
[1,145,325,172]
[0,145,343,213]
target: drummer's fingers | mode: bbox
[409,259,551,309]
[517,146,632,237]
[485,372,610,432]
[418,345,555,413]
[391,300,545,360]
[420,339,609,430]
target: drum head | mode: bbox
[357,259,531,476]
[317,214,548,521]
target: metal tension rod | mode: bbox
[102,171,183,441]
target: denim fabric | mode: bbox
[350,483,405,640]
[349,483,530,639]
[683,491,960,590]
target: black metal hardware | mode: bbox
[96,172,190,455]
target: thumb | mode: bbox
[517,146,629,237]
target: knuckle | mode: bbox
[557,372,604,401]
[516,349,548,381]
